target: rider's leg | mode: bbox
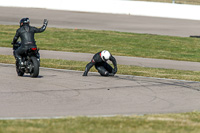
[95,65,109,76]
[15,46,26,65]
[103,62,114,73]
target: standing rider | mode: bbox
[83,50,117,76]
[12,18,48,65]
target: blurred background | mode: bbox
[132,0,200,5]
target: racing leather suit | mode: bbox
[83,51,117,76]
[12,20,48,60]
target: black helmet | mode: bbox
[20,18,30,27]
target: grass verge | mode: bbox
[1,55,200,81]
[0,112,200,133]
[1,25,200,62]
[1,25,200,132]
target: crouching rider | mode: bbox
[83,50,117,76]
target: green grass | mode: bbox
[1,25,200,62]
[1,55,200,81]
[1,112,200,133]
[1,26,200,132]
[1,25,200,80]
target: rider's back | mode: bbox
[17,25,35,45]
[16,24,47,46]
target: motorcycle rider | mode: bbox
[83,50,117,76]
[12,18,48,65]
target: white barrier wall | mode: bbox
[1,0,200,20]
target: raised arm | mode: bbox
[34,19,48,33]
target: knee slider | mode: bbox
[101,71,109,76]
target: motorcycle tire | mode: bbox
[30,56,39,78]
[16,61,24,76]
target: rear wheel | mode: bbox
[16,61,24,76]
[30,56,39,78]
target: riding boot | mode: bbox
[17,57,23,66]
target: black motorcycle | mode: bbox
[12,42,40,77]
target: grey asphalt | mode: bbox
[1,6,200,119]
[1,47,200,71]
[1,6,200,37]
[1,63,200,119]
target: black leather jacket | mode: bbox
[84,51,117,75]
[13,23,47,46]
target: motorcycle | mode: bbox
[12,42,40,77]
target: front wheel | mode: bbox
[30,56,39,78]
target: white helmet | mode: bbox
[101,50,111,61]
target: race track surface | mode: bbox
[1,63,200,119]
[2,47,200,71]
[1,6,200,37]
[1,6,200,118]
